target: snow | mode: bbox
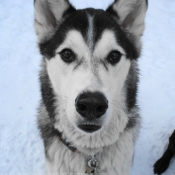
[0,0,175,174]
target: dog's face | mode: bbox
[35,0,147,134]
[45,11,135,133]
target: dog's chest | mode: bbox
[46,131,134,175]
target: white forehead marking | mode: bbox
[94,30,125,58]
[87,15,94,52]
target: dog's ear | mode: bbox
[106,0,148,38]
[34,0,75,43]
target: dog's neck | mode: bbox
[56,129,103,156]
[56,129,101,174]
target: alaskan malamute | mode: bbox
[34,0,148,174]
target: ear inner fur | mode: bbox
[34,0,76,43]
[106,0,147,38]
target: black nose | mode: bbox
[75,91,108,119]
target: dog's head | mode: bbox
[34,0,147,135]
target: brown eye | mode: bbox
[60,49,75,63]
[107,50,122,65]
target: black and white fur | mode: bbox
[34,0,148,174]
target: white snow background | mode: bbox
[0,0,175,174]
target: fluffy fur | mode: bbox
[34,0,148,174]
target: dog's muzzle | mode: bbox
[75,91,108,133]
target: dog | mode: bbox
[154,130,175,174]
[34,0,148,174]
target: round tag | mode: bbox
[88,157,99,169]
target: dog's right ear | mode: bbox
[106,0,148,38]
[34,0,75,43]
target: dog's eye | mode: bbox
[60,49,75,63]
[107,51,122,65]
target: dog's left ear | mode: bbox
[34,0,75,43]
[106,0,148,38]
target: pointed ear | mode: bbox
[34,0,75,43]
[106,0,148,38]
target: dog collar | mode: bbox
[56,130,99,174]
[56,130,79,152]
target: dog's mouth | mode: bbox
[78,124,101,133]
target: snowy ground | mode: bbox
[0,0,175,174]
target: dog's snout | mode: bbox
[75,91,108,119]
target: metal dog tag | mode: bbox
[85,156,99,174]
[88,156,99,169]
